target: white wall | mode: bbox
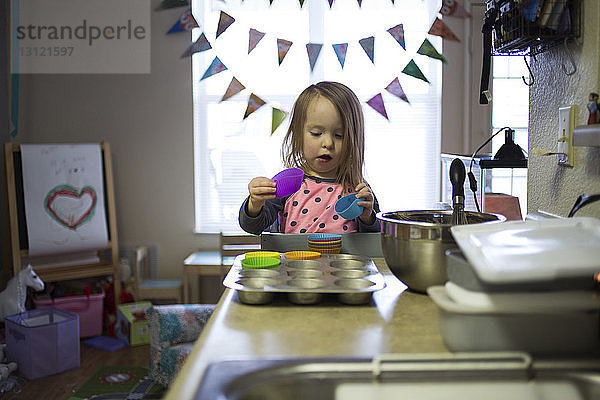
[528,0,600,217]
[441,1,492,156]
[10,3,216,279]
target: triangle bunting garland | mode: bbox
[387,24,406,50]
[332,43,348,68]
[167,9,198,34]
[440,0,472,18]
[385,77,409,103]
[359,36,375,64]
[200,56,227,80]
[216,11,235,39]
[221,77,246,102]
[402,59,429,83]
[366,93,388,120]
[428,17,460,41]
[277,38,293,65]
[417,38,447,63]
[244,93,266,119]
[248,28,266,53]
[306,43,323,72]
[272,107,288,134]
[187,1,451,130]
[181,32,211,58]
[155,0,189,11]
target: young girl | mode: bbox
[239,81,380,234]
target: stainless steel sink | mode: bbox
[194,353,600,400]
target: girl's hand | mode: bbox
[247,177,277,217]
[354,182,375,225]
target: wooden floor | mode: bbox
[2,341,152,400]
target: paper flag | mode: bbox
[248,28,265,54]
[417,38,447,63]
[216,11,235,39]
[167,8,198,34]
[387,24,406,50]
[221,77,245,102]
[440,0,472,18]
[181,32,211,58]
[332,43,348,68]
[200,56,227,80]
[359,36,375,64]
[402,59,429,83]
[328,0,334,8]
[366,93,388,120]
[277,38,293,65]
[428,18,460,42]
[306,43,322,72]
[385,77,409,103]
[244,93,266,119]
[155,0,189,11]
[272,107,288,134]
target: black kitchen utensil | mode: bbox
[568,193,600,217]
[450,158,468,225]
[479,5,498,104]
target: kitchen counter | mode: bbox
[164,258,447,400]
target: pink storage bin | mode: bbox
[34,289,105,338]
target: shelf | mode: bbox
[489,0,581,56]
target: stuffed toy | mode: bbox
[0,265,45,320]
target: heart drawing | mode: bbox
[44,185,97,230]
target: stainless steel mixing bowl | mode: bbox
[377,210,505,293]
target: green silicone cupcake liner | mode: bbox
[242,256,281,269]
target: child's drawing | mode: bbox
[20,144,108,256]
[44,185,97,230]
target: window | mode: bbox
[193,0,442,233]
[490,55,529,214]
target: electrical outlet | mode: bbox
[558,105,575,166]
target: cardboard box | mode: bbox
[115,302,152,346]
[5,308,80,380]
[484,192,522,221]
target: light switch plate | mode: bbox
[558,105,574,166]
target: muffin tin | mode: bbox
[223,253,386,305]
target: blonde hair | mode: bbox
[282,81,365,191]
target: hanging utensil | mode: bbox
[450,158,468,225]
[567,193,600,217]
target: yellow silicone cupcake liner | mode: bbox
[284,250,321,260]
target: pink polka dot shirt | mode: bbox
[279,176,357,233]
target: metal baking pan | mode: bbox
[223,254,386,305]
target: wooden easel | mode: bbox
[4,142,121,306]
